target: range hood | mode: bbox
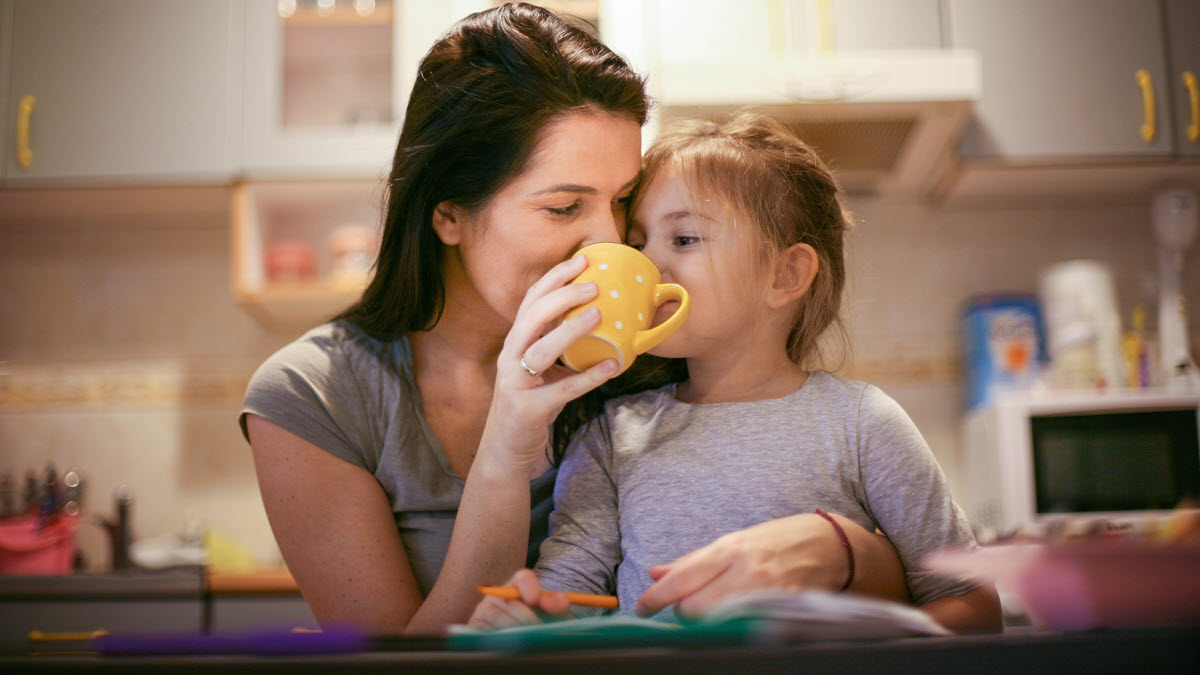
[649,50,982,199]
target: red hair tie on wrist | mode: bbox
[815,509,855,592]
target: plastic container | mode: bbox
[961,293,1048,410]
[0,513,78,575]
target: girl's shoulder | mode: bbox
[802,371,907,422]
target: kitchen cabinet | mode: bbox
[0,567,205,654]
[1,0,242,185]
[622,0,942,69]
[209,595,317,633]
[206,568,317,633]
[231,179,384,326]
[946,0,1174,161]
[235,1,488,323]
[1166,0,1200,160]
[0,2,11,183]
[937,0,1200,205]
[240,0,487,178]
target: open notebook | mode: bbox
[448,590,950,652]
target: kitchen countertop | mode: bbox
[205,567,298,595]
[0,566,205,600]
[0,566,300,599]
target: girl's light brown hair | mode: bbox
[633,111,852,370]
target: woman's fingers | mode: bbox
[634,549,731,618]
[467,595,542,629]
[537,590,572,617]
[511,568,543,605]
[517,300,600,377]
[517,253,589,315]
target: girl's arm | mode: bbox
[635,512,907,618]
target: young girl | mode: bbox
[470,112,1001,633]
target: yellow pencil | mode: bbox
[477,585,619,609]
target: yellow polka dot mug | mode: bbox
[561,242,690,374]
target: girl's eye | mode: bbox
[673,236,700,247]
[546,202,582,217]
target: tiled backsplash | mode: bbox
[1,189,1197,570]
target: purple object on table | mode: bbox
[94,627,372,656]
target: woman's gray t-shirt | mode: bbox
[240,321,555,595]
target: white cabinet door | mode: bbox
[3,0,242,185]
[947,0,1172,160]
[240,0,487,178]
[1165,0,1200,159]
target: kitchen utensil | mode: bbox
[1152,185,1200,389]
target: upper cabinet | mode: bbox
[939,0,1200,204]
[2,0,242,185]
[940,0,1200,162]
[240,0,488,179]
[0,2,12,183]
[1165,0,1200,160]
[947,0,1173,161]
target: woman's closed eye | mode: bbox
[545,201,582,217]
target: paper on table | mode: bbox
[702,589,952,641]
[448,590,949,651]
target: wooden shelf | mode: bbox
[231,179,382,327]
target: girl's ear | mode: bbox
[431,201,463,245]
[765,242,819,309]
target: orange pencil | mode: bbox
[477,585,619,609]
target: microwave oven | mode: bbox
[962,390,1200,536]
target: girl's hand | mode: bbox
[635,513,902,619]
[484,253,619,472]
[466,569,572,629]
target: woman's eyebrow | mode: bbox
[530,184,597,196]
[530,174,640,198]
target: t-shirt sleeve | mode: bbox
[534,420,622,613]
[239,326,374,471]
[855,385,979,605]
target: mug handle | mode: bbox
[633,283,690,355]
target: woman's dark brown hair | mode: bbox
[337,3,649,461]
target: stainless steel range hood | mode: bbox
[648,50,982,199]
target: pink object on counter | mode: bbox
[926,541,1200,631]
[0,513,78,575]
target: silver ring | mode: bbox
[519,355,541,377]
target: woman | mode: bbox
[241,3,907,635]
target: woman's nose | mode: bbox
[577,209,625,250]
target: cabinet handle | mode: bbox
[17,95,35,169]
[1185,71,1199,143]
[1136,69,1155,143]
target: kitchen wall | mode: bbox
[1,188,1197,570]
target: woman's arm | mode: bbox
[248,416,424,632]
[921,585,1003,634]
[247,414,560,635]
[635,512,907,618]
